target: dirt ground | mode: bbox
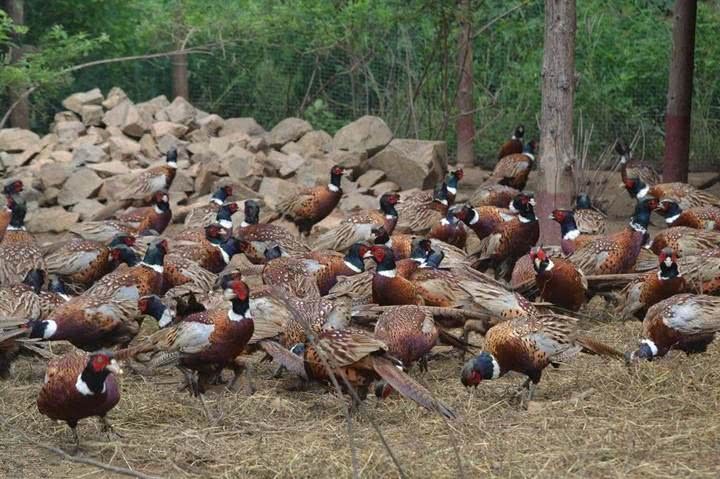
[2,307,720,478]
[2,169,720,478]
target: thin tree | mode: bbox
[662,0,697,183]
[537,0,576,243]
[171,0,190,99]
[455,0,475,165]
[4,0,30,128]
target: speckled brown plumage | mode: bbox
[373,305,438,368]
[498,126,524,159]
[276,166,344,235]
[116,150,177,200]
[394,183,450,235]
[469,184,520,209]
[628,294,720,361]
[487,151,534,190]
[0,202,46,286]
[649,226,720,256]
[530,248,587,312]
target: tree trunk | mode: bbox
[172,52,189,99]
[662,0,697,183]
[537,0,576,244]
[455,0,475,166]
[4,0,30,129]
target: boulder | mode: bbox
[102,87,128,110]
[108,135,141,159]
[222,146,263,184]
[246,136,267,153]
[50,150,73,163]
[87,160,131,176]
[139,134,161,158]
[294,158,335,188]
[279,153,305,177]
[169,171,195,193]
[102,100,147,138]
[209,137,231,157]
[81,104,104,126]
[220,117,266,137]
[54,111,79,123]
[340,193,378,212]
[259,177,301,209]
[62,88,104,114]
[356,169,385,189]
[41,187,60,206]
[72,199,104,221]
[186,129,209,144]
[39,163,73,189]
[151,121,189,139]
[268,118,312,147]
[26,207,79,233]
[159,96,196,125]
[194,158,225,196]
[55,120,86,144]
[73,143,107,165]
[326,149,369,173]
[156,134,186,155]
[197,114,224,135]
[372,181,400,196]
[58,168,103,206]
[369,139,447,190]
[296,130,332,157]
[0,128,40,152]
[332,115,393,156]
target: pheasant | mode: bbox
[171,229,249,274]
[373,305,439,370]
[0,197,46,286]
[169,203,237,244]
[649,226,720,257]
[626,294,720,361]
[37,352,122,449]
[615,140,661,186]
[573,193,607,234]
[623,177,720,210]
[368,245,423,306]
[427,210,467,249]
[276,165,345,235]
[72,191,172,243]
[0,179,23,242]
[44,233,136,291]
[549,209,597,255]
[184,185,234,228]
[486,140,536,190]
[461,313,622,401]
[452,204,515,240]
[616,248,687,321]
[678,248,720,295]
[116,148,178,200]
[569,198,655,275]
[530,246,588,312]
[468,193,539,279]
[267,328,455,418]
[394,182,450,234]
[370,226,467,269]
[654,198,720,231]
[128,279,254,396]
[237,200,310,262]
[313,193,400,252]
[469,184,520,209]
[498,125,525,159]
[0,269,46,321]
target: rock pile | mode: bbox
[0,88,447,234]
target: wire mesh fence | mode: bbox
[6,37,720,171]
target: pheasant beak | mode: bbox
[363,248,373,259]
[106,359,123,375]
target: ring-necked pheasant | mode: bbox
[236,200,310,263]
[623,177,720,210]
[461,313,622,401]
[498,125,525,159]
[184,185,234,228]
[275,165,345,236]
[452,204,515,241]
[573,193,607,234]
[117,148,178,200]
[486,140,536,190]
[37,352,122,450]
[0,197,46,285]
[0,179,23,242]
[469,184,520,209]
[626,293,720,361]
[654,198,720,231]
[313,193,400,252]
[616,247,687,321]
[615,140,661,186]
[549,209,597,255]
[530,246,588,312]
[395,182,450,234]
[649,226,720,257]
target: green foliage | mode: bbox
[3,1,719,168]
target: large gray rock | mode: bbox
[169,171,195,193]
[356,169,385,189]
[55,120,86,144]
[62,88,104,114]
[259,177,301,209]
[73,143,107,165]
[326,149,369,173]
[197,114,224,135]
[102,87,128,110]
[340,193,378,212]
[333,116,393,156]
[0,128,40,152]
[295,130,332,157]
[159,96,196,125]
[58,168,103,206]
[222,146,263,183]
[369,139,447,190]
[151,121,188,139]
[220,117,266,137]
[103,100,147,138]
[81,104,104,126]
[26,207,79,233]
[39,163,73,189]
[268,118,312,147]
[72,199,104,221]
[87,160,131,176]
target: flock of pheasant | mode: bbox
[2,125,720,451]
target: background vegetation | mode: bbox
[2,0,719,168]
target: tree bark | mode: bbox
[537,0,576,244]
[662,0,697,183]
[4,0,30,129]
[172,52,189,99]
[455,0,475,165]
